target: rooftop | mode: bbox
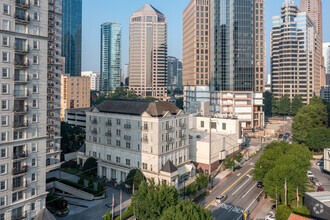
[134,4,163,15]
[95,100,181,117]
[160,160,178,173]
[305,191,330,207]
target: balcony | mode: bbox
[48,20,54,27]
[48,73,54,79]
[15,0,30,9]
[13,105,29,114]
[14,44,29,54]
[11,211,27,220]
[166,125,173,131]
[12,165,28,176]
[48,0,55,5]
[91,119,98,125]
[13,121,29,129]
[12,151,28,161]
[124,124,131,129]
[142,126,148,132]
[14,74,30,84]
[12,181,28,192]
[179,134,186,139]
[14,90,30,99]
[179,123,185,128]
[14,60,29,69]
[166,138,174,144]
[48,29,55,35]
[142,138,148,144]
[105,132,111,137]
[91,129,98,135]
[14,14,30,24]
[105,121,112,126]
[48,13,55,20]
[124,135,131,141]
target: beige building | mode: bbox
[47,0,63,171]
[183,0,210,87]
[0,0,49,219]
[128,4,168,99]
[271,1,322,104]
[77,100,195,189]
[61,75,90,121]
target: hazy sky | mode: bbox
[82,0,330,77]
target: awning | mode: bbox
[178,164,195,176]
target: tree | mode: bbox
[132,180,179,219]
[161,200,213,220]
[234,152,243,163]
[126,90,138,100]
[185,182,198,197]
[125,77,129,86]
[61,122,86,155]
[264,91,273,117]
[144,97,158,101]
[104,210,111,220]
[108,87,127,100]
[291,95,304,115]
[224,158,235,170]
[305,128,330,151]
[125,169,145,189]
[275,205,292,220]
[91,93,106,106]
[83,157,98,176]
[322,100,330,126]
[279,94,290,116]
[195,173,209,190]
[292,102,328,143]
[176,97,184,109]
[271,94,279,116]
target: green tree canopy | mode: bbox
[83,157,98,176]
[305,128,330,151]
[176,97,184,109]
[195,173,209,190]
[272,94,279,116]
[279,94,290,116]
[291,95,304,115]
[264,91,273,116]
[161,200,213,220]
[224,158,235,170]
[132,180,180,219]
[292,101,328,143]
[125,169,145,189]
[104,210,111,220]
[61,122,86,154]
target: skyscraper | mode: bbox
[323,43,330,76]
[129,4,168,98]
[0,0,48,218]
[100,23,121,92]
[47,0,63,170]
[167,56,183,91]
[300,0,322,45]
[62,0,82,76]
[271,0,322,104]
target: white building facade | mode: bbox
[78,100,194,188]
[0,0,48,219]
[82,71,100,91]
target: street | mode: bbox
[202,153,263,220]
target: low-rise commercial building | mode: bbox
[321,86,330,103]
[304,191,330,219]
[77,100,194,188]
[324,148,330,173]
[65,107,92,130]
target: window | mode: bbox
[0,149,6,158]
[33,85,38,93]
[116,119,121,125]
[2,68,9,78]
[126,159,130,166]
[142,163,148,170]
[33,41,38,50]
[12,191,23,202]
[2,52,9,62]
[116,140,120,147]
[116,157,120,163]
[116,129,121,136]
[31,188,36,196]
[0,165,5,174]
[107,155,111,161]
[2,84,8,94]
[32,100,37,108]
[34,0,39,6]
[126,142,130,149]
[33,12,39,21]
[2,36,9,46]
[3,4,10,15]
[13,131,23,140]
[32,114,37,122]
[0,197,5,207]
[32,173,36,181]
[31,143,37,152]
[222,123,226,130]
[32,158,36,166]
[0,181,5,190]
[211,122,217,129]
[1,116,7,126]
[1,100,8,110]
[33,56,38,64]
[2,20,9,30]
[201,121,204,128]
[0,213,4,220]
[31,202,35,211]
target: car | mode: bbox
[307,171,315,179]
[317,186,324,192]
[279,134,283,139]
[257,181,263,188]
[216,195,227,203]
[316,161,324,166]
[314,180,322,186]
[283,136,287,140]
[265,210,275,220]
[285,133,290,137]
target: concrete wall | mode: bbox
[54,181,94,201]
[324,148,330,172]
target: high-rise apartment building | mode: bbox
[183,0,265,130]
[0,0,48,218]
[129,4,168,99]
[167,56,183,92]
[61,75,90,121]
[47,0,63,171]
[100,23,121,92]
[324,43,330,76]
[82,71,100,91]
[271,0,322,104]
[62,0,82,76]
[183,0,210,87]
[123,64,129,85]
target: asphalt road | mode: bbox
[202,153,263,220]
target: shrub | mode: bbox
[114,205,134,220]
[46,194,68,211]
[97,182,104,193]
[88,179,94,190]
[46,177,58,183]
[61,160,77,169]
[125,169,145,189]
[78,177,84,185]
[83,157,98,176]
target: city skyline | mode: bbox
[82,0,330,76]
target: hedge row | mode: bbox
[115,205,134,220]
[46,194,67,210]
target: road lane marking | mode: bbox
[242,185,255,198]
[205,168,254,209]
[244,190,263,212]
[232,177,251,195]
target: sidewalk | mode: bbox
[249,197,273,220]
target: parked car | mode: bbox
[317,186,324,192]
[307,171,315,179]
[265,210,275,220]
[314,180,322,186]
[216,195,228,203]
[257,181,263,188]
[283,136,287,140]
[279,134,283,139]
[285,132,290,137]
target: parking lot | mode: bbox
[309,160,330,191]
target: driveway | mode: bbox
[310,160,330,191]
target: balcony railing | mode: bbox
[105,132,111,137]
[124,135,131,141]
[166,125,173,131]
[13,121,29,129]
[91,129,97,135]
[12,151,28,160]
[13,105,29,114]
[12,181,28,191]
[14,74,30,84]
[179,123,185,128]
[14,14,30,23]
[179,134,186,139]
[14,90,30,99]
[142,138,148,143]
[15,0,30,8]
[14,60,29,69]
[91,119,98,125]
[11,211,27,220]
[124,124,131,129]
[12,165,28,176]
[142,126,148,131]
[105,121,112,126]
[14,44,29,53]
[166,138,174,144]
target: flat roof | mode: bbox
[305,191,330,207]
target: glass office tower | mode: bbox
[100,23,122,92]
[211,0,255,91]
[62,0,82,76]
